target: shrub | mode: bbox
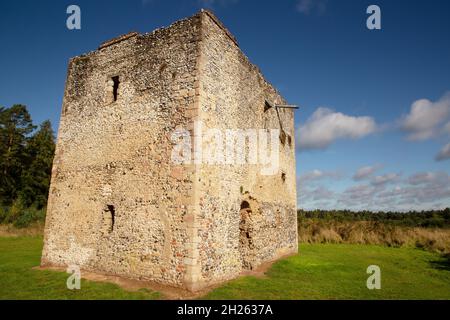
[3,198,25,224]
[0,206,9,224]
[13,206,46,228]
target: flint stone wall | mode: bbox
[41,10,297,291]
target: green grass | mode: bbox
[0,236,160,299]
[0,237,449,300]
[205,244,450,299]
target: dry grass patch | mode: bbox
[0,222,45,237]
[298,220,450,254]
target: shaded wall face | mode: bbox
[42,17,201,286]
[195,14,298,285]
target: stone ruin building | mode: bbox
[41,9,297,291]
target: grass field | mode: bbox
[0,236,160,299]
[0,236,449,300]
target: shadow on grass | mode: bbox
[429,253,450,271]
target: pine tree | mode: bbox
[0,105,35,205]
[19,120,55,208]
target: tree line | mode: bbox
[298,208,450,228]
[0,104,55,227]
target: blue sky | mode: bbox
[1,0,449,211]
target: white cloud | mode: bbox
[298,169,341,182]
[408,172,439,185]
[337,184,383,209]
[435,143,450,161]
[370,173,401,186]
[336,173,450,210]
[353,165,381,181]
[296,107,377,151]
[298,185,335,205]
[401,92,450,141]
[296,0,327,15]
[379,172,450,205]
[444,122,450,135]
[298,171,450,211]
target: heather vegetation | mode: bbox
[298,209,450,254]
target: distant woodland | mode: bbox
[298,208,450,228]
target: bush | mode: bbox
[0,206,9,224]
[13,206,46,228]
[0,196,46,228]
[3,198,25,224]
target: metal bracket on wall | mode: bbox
[264,100,299,112]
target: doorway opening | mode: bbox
[239,200,254,270]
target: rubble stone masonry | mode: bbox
[41,9,297,291]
